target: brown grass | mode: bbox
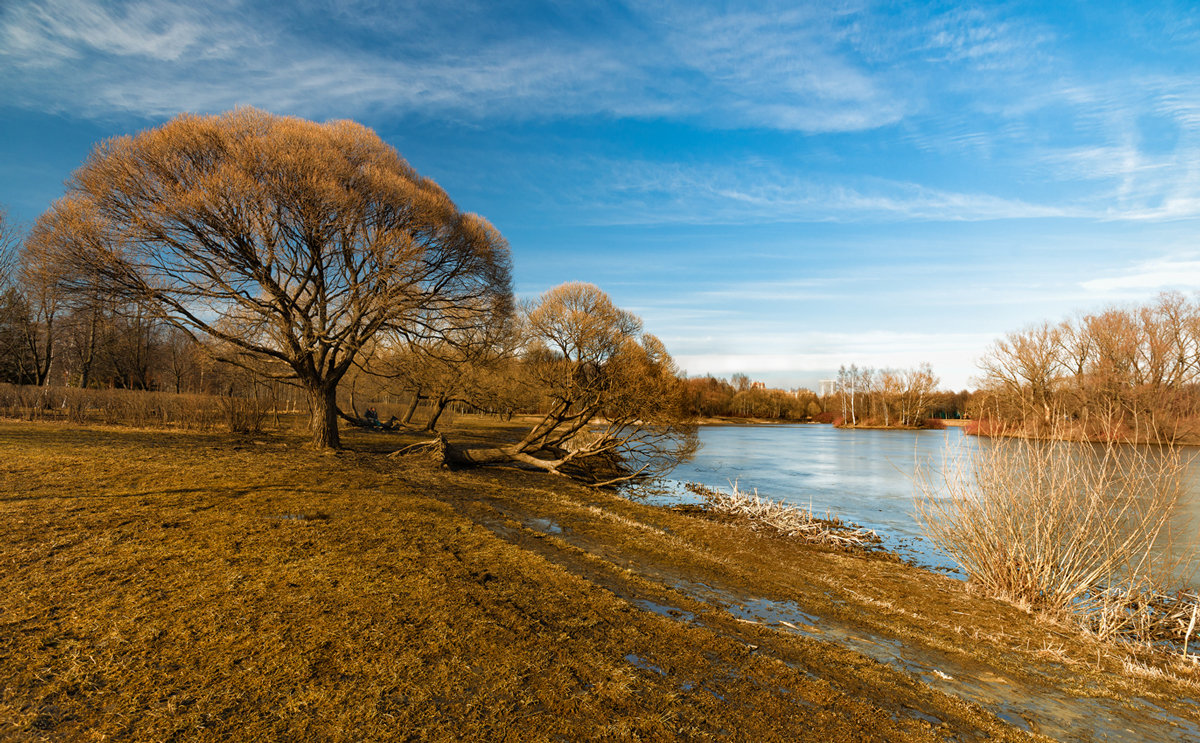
[3,418,1199,740]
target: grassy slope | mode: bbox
[1,420,1196,741]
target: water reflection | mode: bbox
[653,424,1199,585]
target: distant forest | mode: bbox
[682,372,970,423]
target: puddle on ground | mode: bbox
[632,598,696,623]
[460,496,1200,741]
[524,517,564,535]
[624,653,667,676]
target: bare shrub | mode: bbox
[220,394,268,434]
[687,481,880,548]
[178,396,222,430]
[915,432,1198,649]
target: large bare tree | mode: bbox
[42,108,511,447]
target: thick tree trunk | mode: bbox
[443,442,566,474]
[308,384,341,449]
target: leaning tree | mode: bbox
[41,108,511,447]
[414,282,698,486]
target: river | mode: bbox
[646,423,1200,585]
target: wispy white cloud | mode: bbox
[0,0,913,133]
[1080,255,1200,295]
[5,2,1200,231]
[648,2,906,131]
[556,159,1077,224]
[0,0,240,65]
[918,6,1056,70]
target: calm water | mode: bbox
[650,424,1200,583]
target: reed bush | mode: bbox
[0,383,267,432]
[915,432,1199,650]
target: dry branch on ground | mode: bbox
[686,481,880,548]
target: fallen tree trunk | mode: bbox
[390,434,635,486]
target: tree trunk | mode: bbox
[28,319,53,386]
[400,390,422,425]
[423,394,450,432]
[80,308,98,389]
[308,384,341,449]
[442,442,568,474]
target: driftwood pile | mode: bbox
[686,482,880,548]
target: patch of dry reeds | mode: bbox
[915,431,1199,651]
[0,383,268,432]
[687,481,880,548]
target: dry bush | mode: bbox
[915,431,1199,649]
[219,394,268,434]
[687,481,880,548]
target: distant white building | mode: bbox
[819,379,837,397]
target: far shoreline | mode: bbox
[696,416,971,429]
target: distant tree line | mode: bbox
[681,374,821,420]
[972,292,1200,441]
[680,367,966,425]
[829,362,958,427]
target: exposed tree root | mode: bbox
[388,435,449,460]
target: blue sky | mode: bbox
[3,0,1200,390]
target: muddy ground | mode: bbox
[2,419,1199,741]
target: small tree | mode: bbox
[365,294,517,430]
[422,283,698,485]
[0,208,17,286]
[41,108,511,447]
[0,209,31,383]
[13,216,65,386]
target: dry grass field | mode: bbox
[2,418,1199,741]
